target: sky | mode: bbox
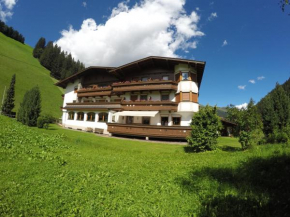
[1,0,290,108]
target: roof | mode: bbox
[55,66,115,88]
[55,56,206,88]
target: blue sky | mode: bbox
[1,0,290,108]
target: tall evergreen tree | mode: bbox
[1,74,16,116]
[17,86,41,126]
[33,37,46,58]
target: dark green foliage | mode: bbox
[33,37,46,58]
[34,37,85,80]
[0,20,25,43]
[187,105,223,152]
[37,114,55,129]
[227,98,264,148]
[257,80,290,143]
[17,86,41,126]
[1,74,15,116]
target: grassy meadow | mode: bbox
[0,115,289,216]
[0,33,63,118]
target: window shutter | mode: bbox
[182,92,190,101]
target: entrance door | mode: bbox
[126,116,134,124]
[161,117,169,126]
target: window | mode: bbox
[173,117,181,126]
[161,117,168,126]
[141,77,148,82]
[112,115,116,122]
[68,112,75,120]
[77,112,84,121]
[142,117,150,125]
[130,95,138,101]
[140,95,147,101]
[161,94,169,101]
[87,112,95,122]
[182,93,190,101]
[182,72,189,80]
[98,113,108,122]
[162,75,169,80]
[74,86,78,93]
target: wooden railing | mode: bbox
[107,123,191,139]
[121,100,178,111]
[112,80,177,92]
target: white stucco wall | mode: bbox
[178,102,199,112]
[177,81,198,93]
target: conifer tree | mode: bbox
[1,74,16,116]
[17,86,41,126]
[33,37,46,58]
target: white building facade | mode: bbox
[56,56,205,139]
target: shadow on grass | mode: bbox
[178,154,290,217]
[219,145,242,152]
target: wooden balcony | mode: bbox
[121,100,178,111]
[112,80,177,92]
[107,123,191,140]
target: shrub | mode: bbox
[187,105,223,152]
[17,86,41,126]
[37,114,55,129]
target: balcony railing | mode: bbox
[112,80,177,92]
[107,123,191,139]
[121,100,178,111]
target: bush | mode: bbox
[37,114,55,129]
[187,105,223,152]
[239,131,251,150]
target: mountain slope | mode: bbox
[0,33,63,118]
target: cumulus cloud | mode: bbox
[55,0,205,67]
[236,103,248,109]
[82,2,87,8]
[257,76,265,80]
[0,0,17,21]
[208,12,217,21]
[238,85,246,90]
[222,40,228,47]
[249,79,255,84]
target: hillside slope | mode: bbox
[0,33,63,118]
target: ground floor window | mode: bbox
[68,112,75,120]
[142,117,150,125]
[173,117,181,126]
[99,113,108,122]
[161,117,168,126]
[77,112,84,121]
[87,112,95,122]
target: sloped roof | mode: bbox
[55,56,206,88]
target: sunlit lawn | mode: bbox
[1,115,289,216]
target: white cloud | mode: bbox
[0,0,17,21]
[249,79,255,84]
[196,7,199,11]
[236,103,248,109]
[257,76,265,80]
[222,40,228,47]
[55,0,205,67]
[238,85,246,90]
[208,12,217,21]
[82,2,87,8]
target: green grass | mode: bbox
[0,33,63,118]
[1,115,289,216]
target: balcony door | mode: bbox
[130,95,138,102]
[161,117,168,126]
[126,116,134,124]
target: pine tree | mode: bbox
[1,74,16,116]
[17,86,41,126]
[33,37,46,58]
